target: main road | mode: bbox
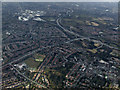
[2,45,55,68]
[10,64,47,88]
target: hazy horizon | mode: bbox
[1,0,119,2]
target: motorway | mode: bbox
[56,18,119,50]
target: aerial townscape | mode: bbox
[2,2,120,89]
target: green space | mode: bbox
[24,57,40,69]
[23,53,45,69]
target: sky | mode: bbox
[1,0,119,2]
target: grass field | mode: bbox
[24,58,40,69]
[24,53,46,69]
